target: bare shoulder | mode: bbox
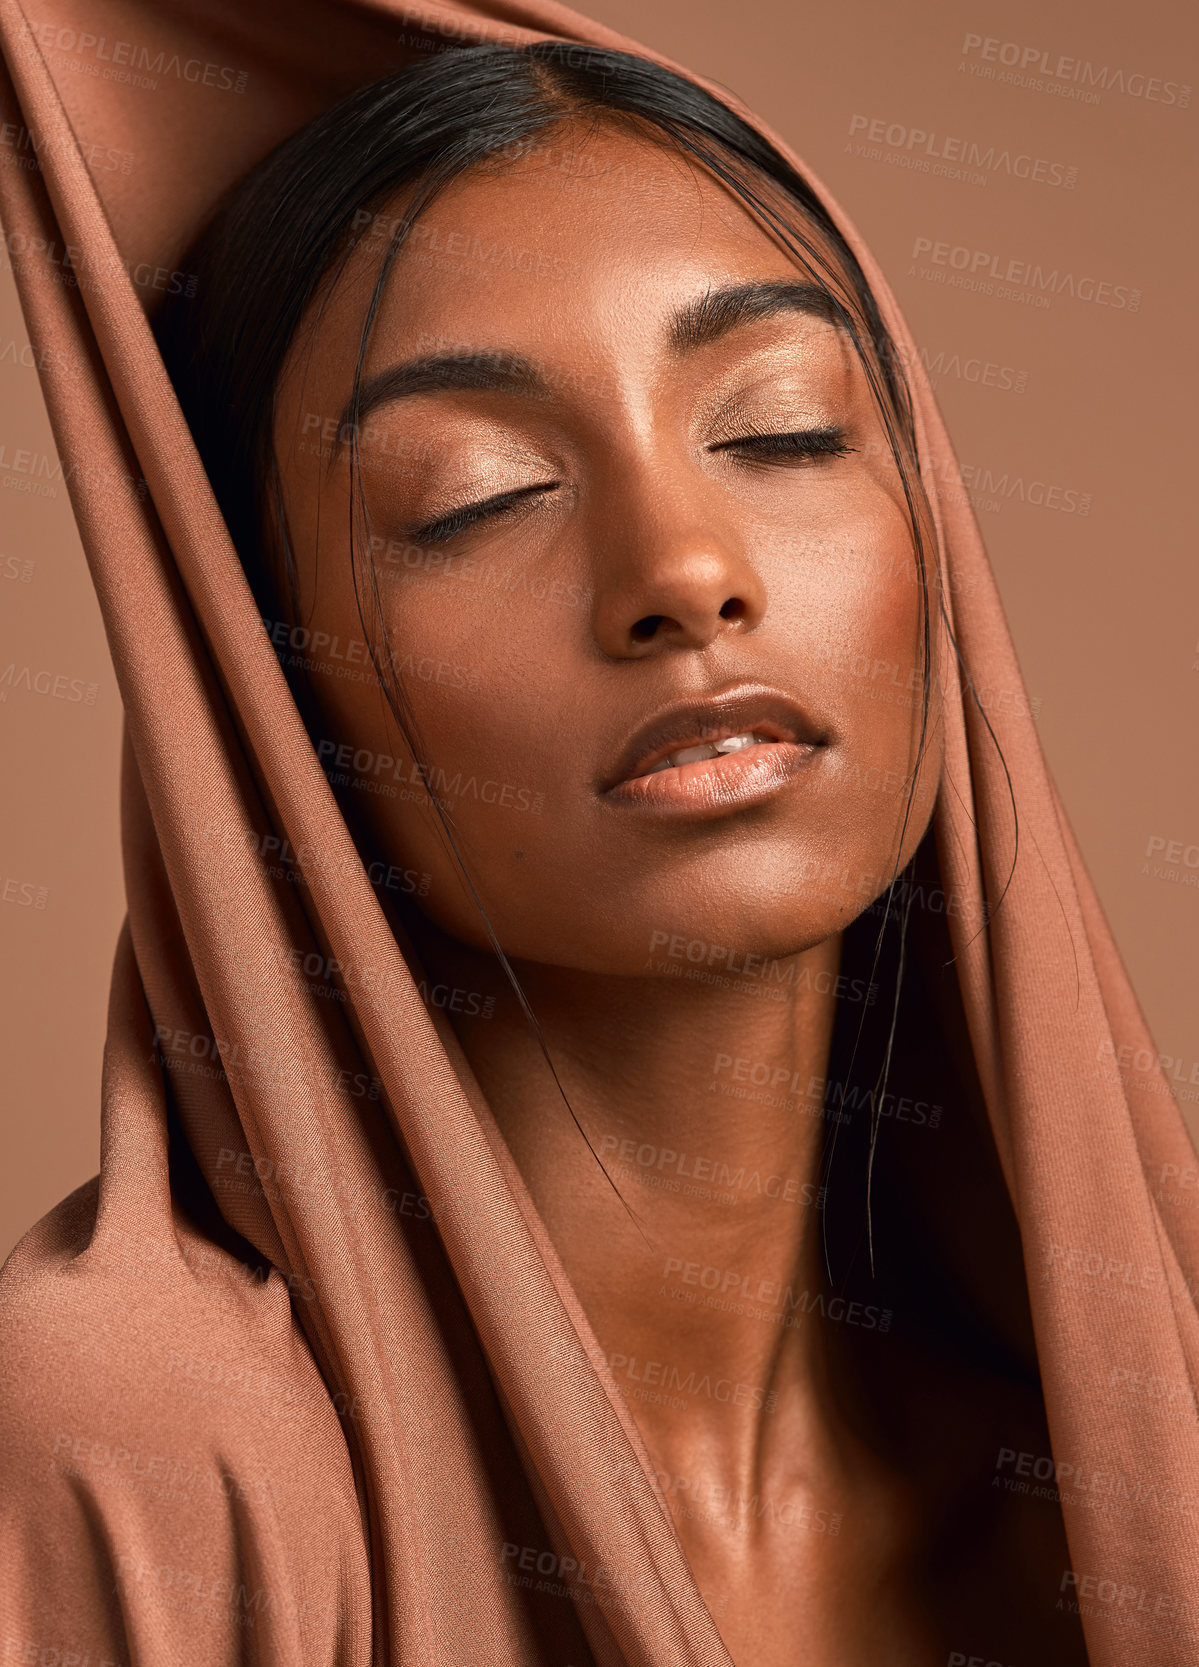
[0,1180,369,1664]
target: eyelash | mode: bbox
[408,484,554,547]
[405,425,853,546]
[714,423,854,463]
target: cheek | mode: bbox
[769,489,926,724]
[827,567,926,744]
[376,571,558,765]
[306,573,570,940]
[765,490,933,865]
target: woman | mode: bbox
[158,40,972,1662]
[2,14,1196,1667]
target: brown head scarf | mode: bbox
[2,2,1197,1663]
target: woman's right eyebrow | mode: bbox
[335,279,842,442]
[336,350,544,436]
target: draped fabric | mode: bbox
[1,2,1197,1663]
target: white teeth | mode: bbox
[671,742,722,767]
[643,731,774,775]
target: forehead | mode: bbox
[293,120,849,380]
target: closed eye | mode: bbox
[406,481,559,546]
[712,424,854,463]
[405,424,851,545]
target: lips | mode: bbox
[600,684,827,796]
[638,730,779,775]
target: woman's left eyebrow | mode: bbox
[668,280,844,353]
[335,279,842,440]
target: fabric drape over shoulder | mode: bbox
[2,1,1197,1663]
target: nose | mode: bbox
[590,495,768,659]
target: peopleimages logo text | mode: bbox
[18,21,249,92]
[911,238,1140,310]
[848,115,1076,187]
[959,34,1190,108]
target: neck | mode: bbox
[412,917,851,1504]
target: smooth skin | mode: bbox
[273,118,946,1664]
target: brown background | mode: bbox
[2,0,1196,1260]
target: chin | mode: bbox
[610,839,889,956]
[647,903,843,965]
[524,893,854,981]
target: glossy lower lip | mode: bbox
[603,739,819,817]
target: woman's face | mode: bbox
[273,120,943,975]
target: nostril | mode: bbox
[631,614,666,642]
[719,597,746,621]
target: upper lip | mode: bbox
[599,683,827,792]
